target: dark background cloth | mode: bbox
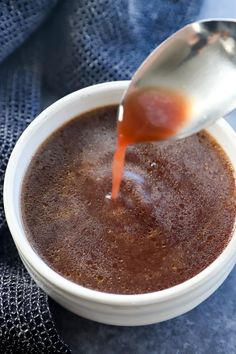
[0,1,202,352]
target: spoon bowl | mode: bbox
[121,19,236,139]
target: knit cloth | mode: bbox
[0,1,202,352]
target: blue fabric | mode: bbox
[46,0,202,93]
[0,0,202,352]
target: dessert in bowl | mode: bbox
[4,81,236,325]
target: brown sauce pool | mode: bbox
[22,105,236,294]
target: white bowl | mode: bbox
[4,81,236,326]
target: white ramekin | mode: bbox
[4,81,236,326]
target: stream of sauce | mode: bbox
[112,87,191,199]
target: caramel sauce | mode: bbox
[112,87,191,199]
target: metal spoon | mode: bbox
[120,19,236,140]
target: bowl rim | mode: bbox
[3,81,236,306]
